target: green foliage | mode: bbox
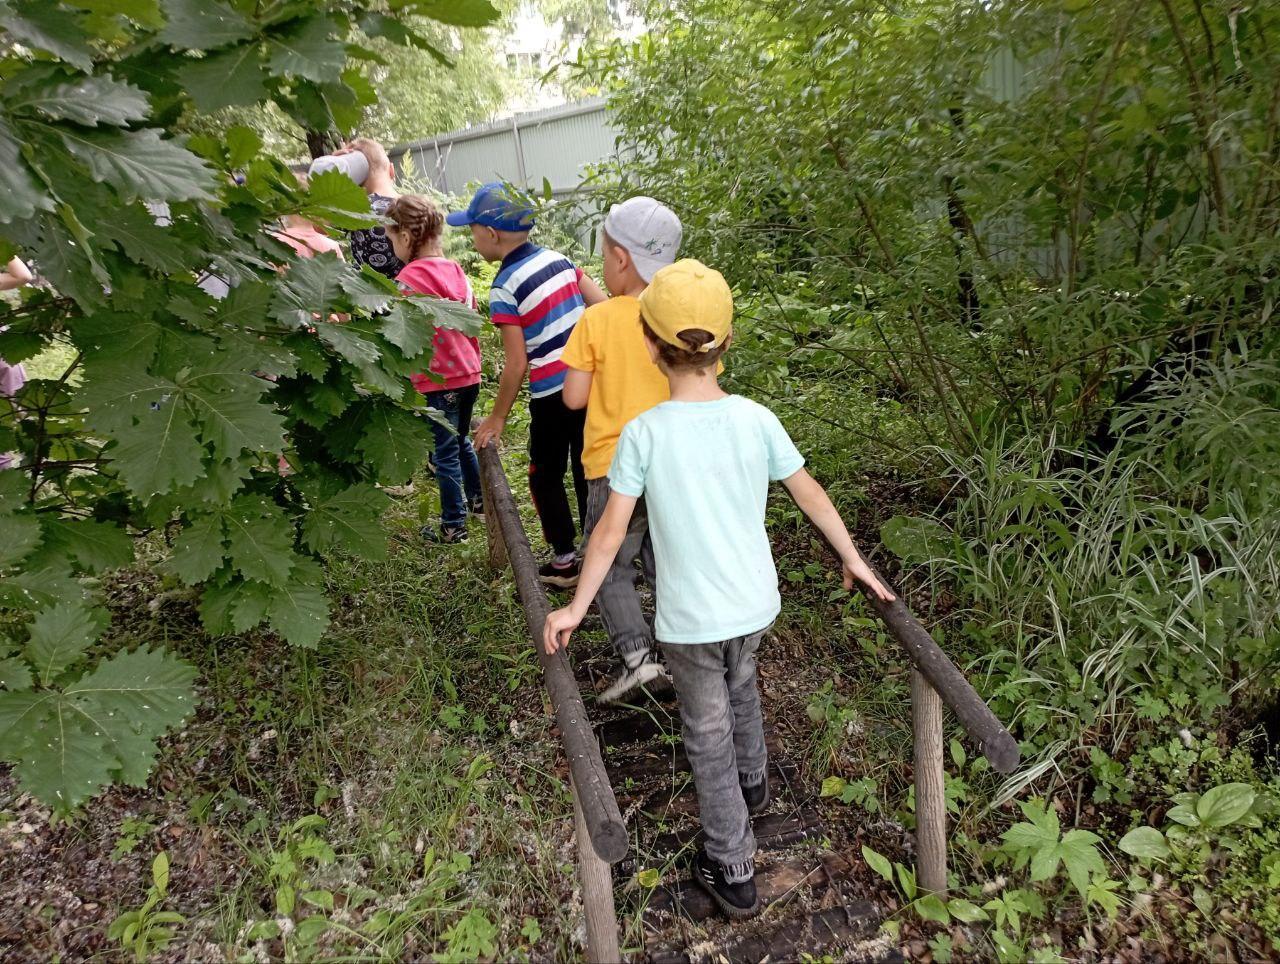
[0,0,492,811]
[107,851,186,961]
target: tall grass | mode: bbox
[899,419,1280,801]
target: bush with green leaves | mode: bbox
[0,0,496,813]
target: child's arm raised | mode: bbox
[781,468,896,602]
[475,325,529,448]
[544,491,638,653]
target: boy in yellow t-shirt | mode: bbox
[561,197,681,701]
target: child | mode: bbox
[334,137,402,280]
[385,195,484,544]
[453,182,607,585]
[543,260,895,918]
[560,197,682,701]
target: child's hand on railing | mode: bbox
[843,554,896,602]
[544,606,582,654]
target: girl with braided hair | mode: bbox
[386,195,484,545]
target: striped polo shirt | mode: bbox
[489,242,586,398]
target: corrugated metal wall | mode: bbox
[387,98,618,199]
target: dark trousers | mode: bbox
[528,391,587,557]
[425,385,482,529]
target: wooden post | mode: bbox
[572,775,621,963]
[912,668,947,894]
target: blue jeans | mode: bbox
[425,385,481,529]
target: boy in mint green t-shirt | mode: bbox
[544,259,894,920]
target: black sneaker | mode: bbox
[691,849,760,919]
[467,496,485,521]
[741,774,770,815]
[537,557,579,588]
[422,524,469,544]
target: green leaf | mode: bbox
[166,513,227,585]
[271,252,347,327]
[358,406,433,483]
[378,301,433,357]
[301,169,375,231]
[266,559,329,648]
[223,495,295,587]
[0,512,43,568]
[152,851,170,891]
[181,378,286,461]
[106,395,208,500]
[0,119,55,223]
[357,12,450,64]
[398,0,500,29]
[59,127,215,203]
[861,845,893,882]
[94,203,195,274]
[636,868,660,888]
[62,644,197,784]
[1118,826,1169,861]
[820,775,846,798]
[199,576,272,635]
[38,517,133,572]
[25,604,106,685]
[401,295,482,337]
[225,125,261,167]
[0,1,96,71]
[266,15,345,82]
[158,0,254,50]
[1196,783,1255,828]
[178,43,269,112]
[0,657,34,691]
[1166,802,1201,827]
[916,893,950,924]
[1059,829,1105,897]
[9,73,150,126]
[9,694,119,810]
[946,898,988,923]
[301,482,390,560]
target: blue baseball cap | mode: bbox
[445,182,536,232]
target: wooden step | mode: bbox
[617,808,826,878]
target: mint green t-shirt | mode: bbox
[608,395,805,644]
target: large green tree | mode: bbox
[0,0,496,813]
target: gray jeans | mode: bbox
[661,626,770,882]
[582,477,655,665]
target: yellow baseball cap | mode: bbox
[638,259,733,352]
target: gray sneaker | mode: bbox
[599,658,669,704]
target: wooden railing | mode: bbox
[477,442,1019,957]
[478,444,623,961]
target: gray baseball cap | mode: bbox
[603,196,682,282]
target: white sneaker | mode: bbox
[599,659,669,704]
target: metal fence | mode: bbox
[387,97,618,201]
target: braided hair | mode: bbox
[385,194,444,260]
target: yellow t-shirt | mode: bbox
[561,295,671,479]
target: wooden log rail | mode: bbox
[478,443,622,962]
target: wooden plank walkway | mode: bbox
[570,640,902,963]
